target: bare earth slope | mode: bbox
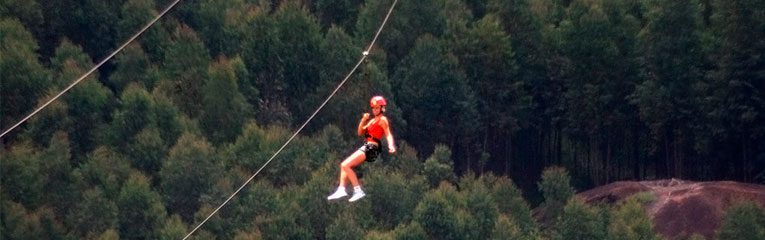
[575,179,765,239]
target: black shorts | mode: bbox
[358,143,381,162]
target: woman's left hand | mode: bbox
[388,147,396,154]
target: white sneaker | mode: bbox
[348,191,366,202]
[327,189,348,200]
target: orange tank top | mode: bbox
[365,119,384,142]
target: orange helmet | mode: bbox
[370,96,387,107]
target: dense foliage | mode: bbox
[2,0,764,238]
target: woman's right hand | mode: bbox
[362,113,370,120]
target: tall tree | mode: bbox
[392,35,479,169]
[717,201,765,240]
[413,183,466,240]
[40,0,122,60]
[704,0,765,180]
[489,0,554,178]
[608,195,660,240]
[0,0,44,33]
[200,56,252,145]
[312,0,363,30]
[79,146,132,198]
[355,0,447,71]
[189,0,252,57]
[65,187,118,238]
[1,141,45,207]
[108,43,155,93]
[558,0,642,184]
[632,0,705,178]
[161,24,210,118]
[0,18,50,138]
[556,197,607,240]
[108,84,154,150]
[450,13,529,174]
[538,166,575,222]
[117,0,171,62]
[159,133,222,221]
[1,202,66,239]
[117,172,167,240]
[243,2,325,125]
[50,40,114,158]
[268,1,326,123]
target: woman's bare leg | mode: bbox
[338,166,347,186]
[341,151,366,187]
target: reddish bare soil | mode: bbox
[576,179,765,239]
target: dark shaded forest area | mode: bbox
[1,0,763,239]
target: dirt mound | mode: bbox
[576,179,765,239]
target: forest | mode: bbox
[1,0,764,239]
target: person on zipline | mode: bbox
[327,96,396,202]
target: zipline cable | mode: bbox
[182,0,399,239]
[0,0,185,139]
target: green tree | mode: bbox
[50,40,114,158]
[392,222,427,240]
[423,144,457,187]
[200,56,252,145]
[0,18,50,133]
[492,215,526,240]
[127,126,167,175]
[161,24,210,118]
[392,35,479,165]
[96,229,120,240]
[608,196,660,240]
[450,13,529,173]
[413,183,465,240]
[117,0,170,62]
[355,0,447,69]
[293,161,342,238]
[255,203,313,240]
[187,0,251,57]
[244,1,326,124]
[1,202,65,239]
[149,89,184,145]
[717,201,765,240]
[117,172,167,240]
[1,141,44,206]
[160,133,222,221]
[489,0,555,175]
[367,170,427,229]
[704,0,765,181]
[221,123,313,185]
[158,214,188,240]
[538,166,575,221]
[462,178,499,239]
[0,0,43,32]
[108,84,154,149]
[557,197,607,240]
[226,179,280,237]
[65,187,119,238]
[222,122,272,172]
[326,210,365,240]
[38,132,77,213]
[39,0,122,60]
[22,92,70,146]
[385,142,423,178]
[79,146,132,198]
[233,230,262,240]
[632,0,705,178]
[108,43,155,93]
[310,26,366,133]
[313,0,363,29]
[487,174,538,237]
[557,0,643,184]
